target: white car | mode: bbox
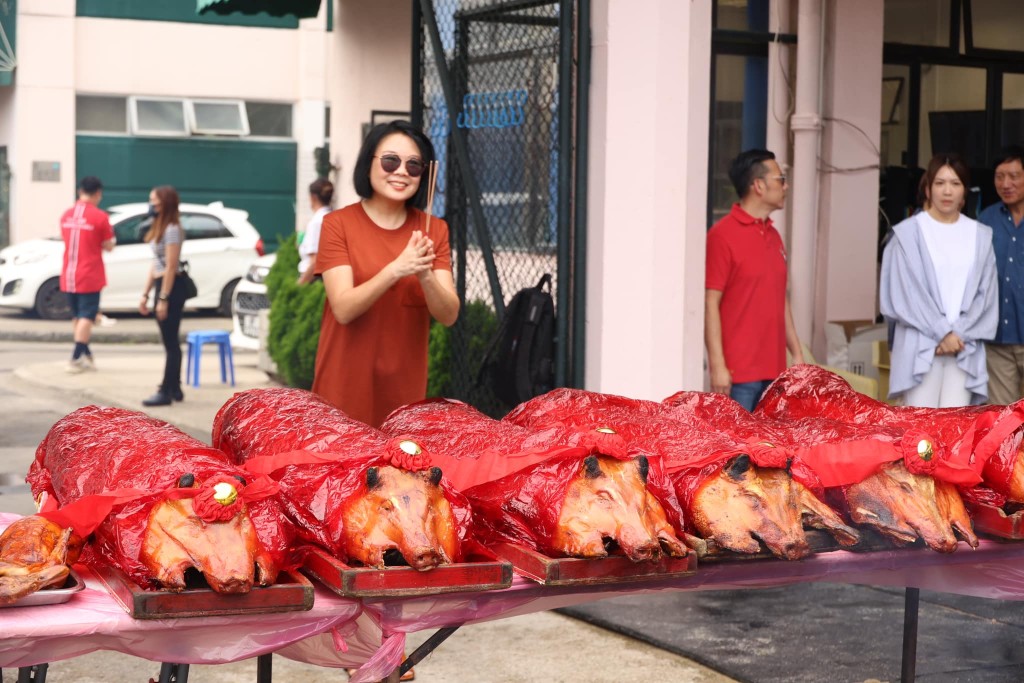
[0,202,265,319]
[230,253,276,350]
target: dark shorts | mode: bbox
[66,292,101,320]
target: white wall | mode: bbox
[813,0,884,355]
[11,4,76,241]
[329,0,412,209]
[585,0,710,400]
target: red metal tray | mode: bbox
[92,565,314,619]
[968,501,1024,539]
[487,542,697,585]
[300,546,513,598]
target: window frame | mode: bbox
[187,99,251,137]
[129,96,190,137]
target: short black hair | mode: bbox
[78,176,103,195]
[993,145,1024,170]
[727,149,776,199]
[352,120,436,209]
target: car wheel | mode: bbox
[35,278,72,320]
[219,278,241,317]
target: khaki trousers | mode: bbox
[986,343,1024,405]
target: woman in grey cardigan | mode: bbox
[880,153,998,407]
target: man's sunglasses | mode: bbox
[375,154,425,178]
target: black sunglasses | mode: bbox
[375,154,425,178]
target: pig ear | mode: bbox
[366,467,381,489]
[233,474,247,486]
[428,466,443,487]
[177,473,195,488]
[635,455,649,484]
[784,457,793,477]
[724,454,752,480]
[584,455,602,479]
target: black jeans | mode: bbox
[152,276,187,393]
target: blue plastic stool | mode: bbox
[185,330,235,387]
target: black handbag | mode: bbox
[178,261,198,300]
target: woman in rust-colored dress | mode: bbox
[312,120,459,428]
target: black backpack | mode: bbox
[479,274,556,406]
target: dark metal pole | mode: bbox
[402,625,461,673]
[411,0,423,131]
[900,587,920,682]
[556,0,572,388]
[256,653,272,683]
[571,0,590,388]
[419,0,506,317]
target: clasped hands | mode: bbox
[935,331,964,356]
[390,230,436,280]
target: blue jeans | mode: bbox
[730,380,772,412]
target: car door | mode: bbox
[178,212,241,310]
[101,213,155,311]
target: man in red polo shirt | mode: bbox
[705,149,804,411]
[60,176,116,373]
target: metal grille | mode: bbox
[416,0,577,415]
[236,291,270,312]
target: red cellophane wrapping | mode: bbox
[757,365,1024,502]
[503,388,826,523]
[25,406,295,589]
[383,394,687,553]
[212,388,474,560]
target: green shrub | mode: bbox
[266,234,325,389]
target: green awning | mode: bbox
[0,0,16,87]
[197,0,321,19]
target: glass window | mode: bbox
[709,53,768,224]
[880,66,910,168]
[1002,72,1024,147]
[246,101,293,137]
[131,97,188,136]
[181,214,231,240]
[76,95,128,133]
[919,65,987,168]
[884,0,952,47]
[190,100,249,136]
[112,215,147,246]
[714,0,769,32]
[970,0,1020,52]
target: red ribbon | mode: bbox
[37,488,149,538]
[576,428,630,460]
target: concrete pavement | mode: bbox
[0,310,737,683]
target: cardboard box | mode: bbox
[825,319,888,381]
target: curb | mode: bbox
[0,329,164,344]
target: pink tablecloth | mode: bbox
[5,512,1024,683]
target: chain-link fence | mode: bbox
[416,0,576,416]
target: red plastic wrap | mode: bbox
[757,365,1024,495]
[382,395,688,555]
[504,388,823,515]
[212,388,474,563]
[25,406,295,590]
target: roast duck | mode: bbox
[501,388,859,560]
[758,365,1024,510]
[212,388,472,570]
[25,406,294,594]
[0,515,84,604]
[380,398,695,562]
[665,389,978,553]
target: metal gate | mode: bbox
[0,146,9,248]
[414,0,588,415]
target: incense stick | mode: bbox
[424,160,438,238]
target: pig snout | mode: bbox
[405,546,445,571]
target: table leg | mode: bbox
[256,653,272,683]
[156,662,190,683]
[901,587,920,682]
[16,663,48,682]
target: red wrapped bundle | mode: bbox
[382,396,693,561]
[505,389,859,559]
[213,389,473,569]
[26,406,293,593]
[758,365,1024,503]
